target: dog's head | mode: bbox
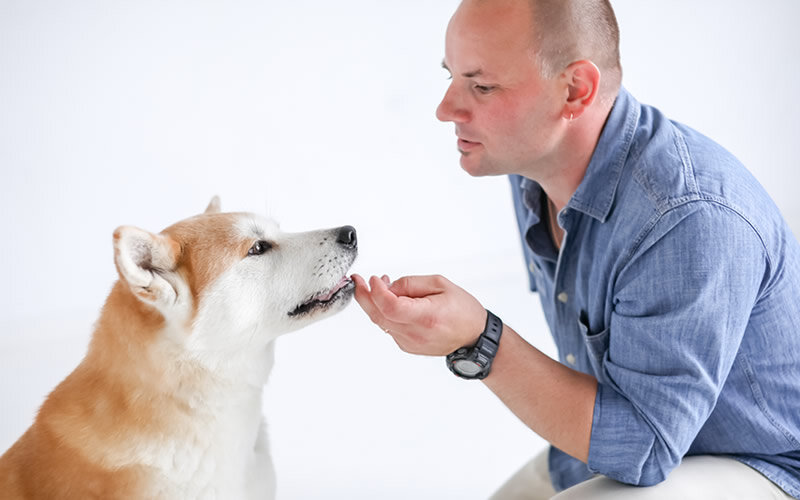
[111,197,357,352]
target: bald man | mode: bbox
[353,1,800,498]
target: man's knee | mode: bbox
[552,456,791,500]
[551,475,634,500]
[490,449,555,500]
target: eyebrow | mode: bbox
[249,222,266,240]
[441,60,484,78]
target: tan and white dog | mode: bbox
[0,197,358,499]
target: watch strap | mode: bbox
[446,309,503,379]
[476,309,503,357]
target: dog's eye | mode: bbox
[248,240,273,256]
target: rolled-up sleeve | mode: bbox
[587,201,768,485]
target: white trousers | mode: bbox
[490,448,793,500]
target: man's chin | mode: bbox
[459,152,495,177]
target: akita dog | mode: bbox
[0,197,357,499]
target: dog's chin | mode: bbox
[288,278,355,319]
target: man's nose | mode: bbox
[436,84,469,123]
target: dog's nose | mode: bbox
[336,225,357,249]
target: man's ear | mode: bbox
[561,60,601,121]
[113,226,181,309]
[205,196,221,214]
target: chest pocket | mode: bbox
[578,313,610,383]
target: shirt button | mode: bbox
[528,260,536,274]
[566,353,577,366]
[557,292,569,303]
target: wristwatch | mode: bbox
[446,310,503,380]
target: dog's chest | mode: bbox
[145,401,274,499]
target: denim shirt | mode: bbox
[509,88,800,497]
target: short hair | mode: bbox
[529,0,622,97]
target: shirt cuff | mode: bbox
[587,382,671,486]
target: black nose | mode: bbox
[336,225,357,248]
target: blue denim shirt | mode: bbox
[510,88,800,497]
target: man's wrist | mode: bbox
[446,310,503,380]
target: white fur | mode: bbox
[110,209,356,498]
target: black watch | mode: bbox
[446,310,503,380]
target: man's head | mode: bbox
[528,0,621,94]
[437,0,621,180]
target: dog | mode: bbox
[0,197,357,499]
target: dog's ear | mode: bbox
[113,226,181,308]
[204,196,221,214]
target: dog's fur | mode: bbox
[0,197,357,499]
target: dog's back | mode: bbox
[0,427,148,500]
[0,364,152,499]
[0,304,178,499]
[0,198,357,499]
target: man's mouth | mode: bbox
[288,276,355,317]
[457,138,482,152]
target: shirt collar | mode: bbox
[520,87,641,223]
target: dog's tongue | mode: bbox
[317,276,350,302]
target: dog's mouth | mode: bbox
[288,275,355,317]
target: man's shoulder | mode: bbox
[618,103,772,221]
[606,103,796,268]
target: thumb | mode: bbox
[388,275,449,299]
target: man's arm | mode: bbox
[352,273,596,463]
[484,322,596,462]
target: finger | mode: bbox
[353,274,388,326]
[352,273,369,292]
[369,274,392,293]
[354,275,408,334]
[369,275,432,326]
[380,318,407,336]
[381,274,391,285]
[388,274,448,298]
[352,273,370,297]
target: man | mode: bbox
[352,0,800,498]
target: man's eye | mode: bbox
[248,240,273,256]
[474,84,495,94]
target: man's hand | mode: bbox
[353,273,596,462]
[352,274,487,356]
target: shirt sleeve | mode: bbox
[587,200,768,485]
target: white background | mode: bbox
[1,1,799,498]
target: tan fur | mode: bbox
[0,212,250,499]
[0,203,357,499]
[162,213,251,309]
[0,284,176,498]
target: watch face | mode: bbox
[454,359,482,377]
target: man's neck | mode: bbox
[524,101,613,213]
[545,196,564,252]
